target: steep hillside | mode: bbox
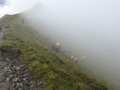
[0,14,110,90]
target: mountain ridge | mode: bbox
[0,14,111,90]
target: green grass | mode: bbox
[0,14,110,90]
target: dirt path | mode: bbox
[0,28,45,90]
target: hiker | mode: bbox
[70,56,78,63]
[70,56,74,59]
[74,57,78,63]
[52,45,60,52]
[56,43,61,50]
[56,43,60,46]
[52,43,61,52]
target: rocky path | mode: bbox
[0,29,45,90]
[0,56,10,90]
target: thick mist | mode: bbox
[22,0,120,89]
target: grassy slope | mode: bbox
[0,14,110,90]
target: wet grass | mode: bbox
[0,14,110,90]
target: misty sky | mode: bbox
[0,0,120,89]
[0,0,40,17]
[23,0,120,88]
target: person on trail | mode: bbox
[56,43,61,51]
[52,43,61,52]
[70,56,78,63]
[74,57,78,63]
[56,43,60,46]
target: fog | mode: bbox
[21,0,120,89]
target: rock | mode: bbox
[12,83,15,88]
[12,77,18,82]
[23,77,27,81]
[20,65,25,68]
[16,67,20,71]
[4,67,9,72]
[24,69,28,73]
[23,74,28,77]
[18,88,23,90]
[9,75,13,78]
[6,58,10,62]
[6,77,10,81]
[16,83,21,87]
[37,81,43,86]
[0,76,5,82]
[19,83,23,87]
